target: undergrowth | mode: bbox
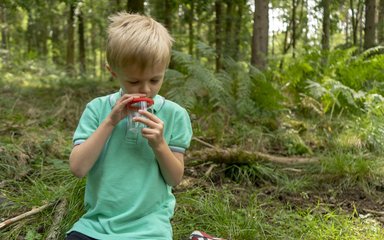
[1,53,384,239]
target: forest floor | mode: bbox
[1,76,384,239]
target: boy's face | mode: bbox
[111,63,166,98]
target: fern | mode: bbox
[359,45,384,60]
[306,78,366,115]
[169,50,228,108]
[165,44,285,142]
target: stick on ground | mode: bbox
[0,202,54,229]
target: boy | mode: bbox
[66,12,193,240]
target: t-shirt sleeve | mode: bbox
[168,108,193,153]
[73,100,100,146]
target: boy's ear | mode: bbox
[106,64,117,78]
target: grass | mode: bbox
[173,185,384,239]
[1,64,384,239]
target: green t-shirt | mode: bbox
[68,91,193,240]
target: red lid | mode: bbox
[127,97,154,109]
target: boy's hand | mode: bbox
[108,94,146,126]
[134,110,166,148]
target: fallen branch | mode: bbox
[0,202,54,229]
[363,208,384,216]
[187,148,318,165]
[46,199,68,240]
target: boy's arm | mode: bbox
[69,118,115,178]
[70,95,139,178]
[135,110,185,186]
[152,142,185,187]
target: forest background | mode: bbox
[1,0,384,239]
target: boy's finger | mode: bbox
[133,116,156,128]
[137,110,162,123]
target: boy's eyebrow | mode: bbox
[128,75,164,81]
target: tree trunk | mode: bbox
[345,4,349,45]
[350,0,364,46]
[127,0,144,14]
[233,0,245,60]
[215,0,223,71]
[364,0,377,49]
[379,0,384,44]
[188,1,194,56]
[78,8,86,73]
[321,0,330,52]
[66,2,76,75]
[291,0,297,58]
[224,0,234,58]
[359,2,364,50]
[0,4,7,50]
[251,0,269,69]
[164,0,173,32]
[114,0,121,12]
[302,0,309,45]
[51,20,61,64]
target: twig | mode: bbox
[363,208,384,216]
[0,202,54,229]
[204,164,218,177]
[46,199,68,240]
[192,137,217,149]
[282,167,303,173]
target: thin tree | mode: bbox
[251,0,269,69]
[350,0,364,47]
[215,0,223,71]
[321,0,330,52]
[233,0,245,60]
[291,0,297,58]
[164,0,173,32]
[224,0,234,58]
[78,6,86,73]
[127,0,144,14]
[0,4,7,50]
[66,1,76,75]
[379,0,384,44]
[364,0,377,49]
[188,1,194,55]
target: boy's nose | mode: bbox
[139,84,151,95]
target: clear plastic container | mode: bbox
[126,97,154,133]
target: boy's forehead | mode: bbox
[118,63,166,79]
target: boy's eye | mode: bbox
[128,81,139,84]
[151,79,160,83]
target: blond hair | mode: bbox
[106,12,173,72]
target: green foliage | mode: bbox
[173,186,384,239]
[225,163,282,185]
[336,46,384,90]
[273,128,313,155]
[306,78,365,115]
[320,152,383,190]
[165,49,284,141]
